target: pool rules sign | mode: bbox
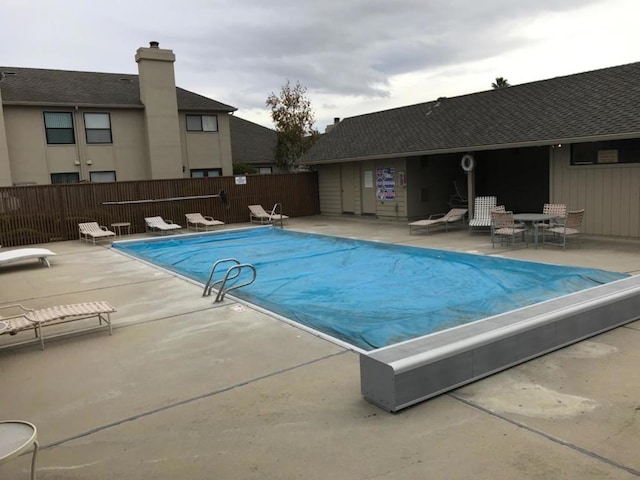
[376,167,396,201]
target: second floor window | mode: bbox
[44,112,75,144]
[84,113,113,144]
[186,114,218,132]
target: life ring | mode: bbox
[461,154,475,172]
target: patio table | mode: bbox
[513,213,557,248]
[0,420,38,479]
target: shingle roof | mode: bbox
[300,61,640,164]
[230,116,276,165]
[0,67,236,112]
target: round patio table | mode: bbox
[513,213,557,248]
[0,421,38,479]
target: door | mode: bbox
[341,163,356,213]
[361,161,376,215]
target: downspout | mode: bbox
[73,106,84,180]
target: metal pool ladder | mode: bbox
[202,258,257,302]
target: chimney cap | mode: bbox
[149,41,160,48]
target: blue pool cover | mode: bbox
[114,227,628,351]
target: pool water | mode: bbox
[113,227,627,351]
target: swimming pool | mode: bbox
[113,227,627,351]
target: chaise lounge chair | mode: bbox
[409,208,467,234]
[185,213,225,231]
[468,196,497,233]
[0,248,56,268]
[248,204,289,225]
[0,301,116,350]
[78,222,116,245]
[144,216,182,235]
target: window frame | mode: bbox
[50,172,80,184]
[190,168,222,178]
[186,114,219,132]
[89,171,117,183]
[84,112,113,144]
[43,111,75,145]
[570,138,640,166]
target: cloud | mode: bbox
[0,0,629,130]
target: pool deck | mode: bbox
[1,216,639,479]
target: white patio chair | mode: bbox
[144,216,182,235]
[468,196,497,233]
[78,222,116,245]
[185,213,225,231]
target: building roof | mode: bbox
[0,66,236,112]
[230,116,276,165]
[300,61,640,164]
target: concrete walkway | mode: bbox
[1,216,639,479]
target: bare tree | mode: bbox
[266,80,319,168]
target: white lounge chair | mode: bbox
[144,216,182,235]
[409,208,467,234]
[78,222,116,245]
[249,204,289,225]
[0,301,115,350]
[185,213,225,231]
[468,196,497,233]
[0,248,56,268]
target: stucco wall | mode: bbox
[180,112,233,176]
[3,106,150,184]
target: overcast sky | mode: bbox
[1,0,638,131]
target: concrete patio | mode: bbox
[1,216,639,479]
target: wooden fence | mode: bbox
[0,172,319,247]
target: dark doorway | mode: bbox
[474,147,549,212]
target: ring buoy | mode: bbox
[461,154,475,172]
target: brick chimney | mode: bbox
[135,41,183,179]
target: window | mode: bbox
[84,113,112,143]
[190,168,222,178]
[51,172,80,184]
[44,112,75,144]
[571,138,640,165]
[89,171,116,182]
[186,114,218,132]
[258,167,273,174]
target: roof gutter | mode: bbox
[2,101,145,109]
